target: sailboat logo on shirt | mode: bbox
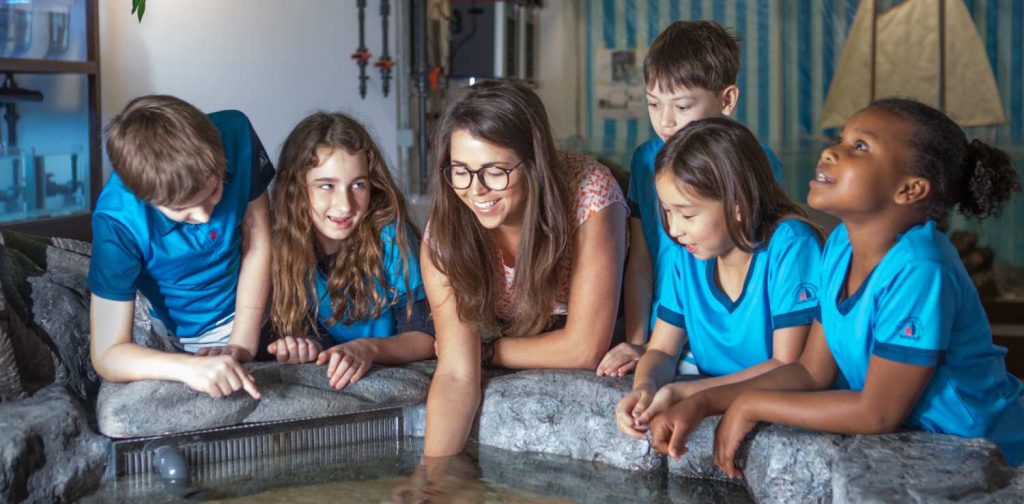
[794,283,817,304]
[898,318,922,341]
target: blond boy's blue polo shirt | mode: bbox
[88,110,275,339]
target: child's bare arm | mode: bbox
[226,193,272,359]
[671,323,812,397]
[596,218,652,377]
[90,294,260,398]
[623,217,653,345]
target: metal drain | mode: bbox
[109,406,405,479]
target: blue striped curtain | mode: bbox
[584,0,1024,265]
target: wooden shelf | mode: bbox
[1,213,92,241]
[0,58,97,75]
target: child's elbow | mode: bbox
[861,411,903,435]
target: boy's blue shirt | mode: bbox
[656,219,821,377]
[820,222,1023,466]
[627,135,784,334]
[314,221,427,343]
[88,110,275,339]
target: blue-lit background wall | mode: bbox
[584,0,1024,265]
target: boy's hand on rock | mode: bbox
[316,339,379,391]
[183,355,261,400]
[266,336,322,364]
[196,344,254,362]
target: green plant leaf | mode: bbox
[131,0,146,22]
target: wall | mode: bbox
[98,0,401,179]
[533,0,582,141]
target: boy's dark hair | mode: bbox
[870,98,1021,220]
[655,117,819,252]
[105,95,226,207]
[644,20,740,94]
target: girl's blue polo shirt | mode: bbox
[820,222,1023,466]
[627,136,784,334]
[655,219,822,377]
[88,110,275,339]
[314,222,426,343]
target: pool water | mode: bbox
[83,439,753,503]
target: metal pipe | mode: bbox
[413,0,429,192]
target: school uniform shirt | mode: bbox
[88,110,275,339]
[656,219,821,377]
[820,222,1024,466]
[314,221,427,343]
[627,136,784,335]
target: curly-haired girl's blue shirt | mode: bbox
[820,222,1023,466]
[314,222,427,343]
[656,219,822,377]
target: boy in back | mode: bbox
[597,21,783,376]
[88,95,274,399]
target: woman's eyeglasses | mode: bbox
[442,162,522,191]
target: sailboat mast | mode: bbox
[938,0,946,112]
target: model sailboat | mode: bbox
[819,0,1005,129]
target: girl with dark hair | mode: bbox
[421,80,628,456]
[615,118,823,440]
[647,99,1024,472]
[268,112,434,390]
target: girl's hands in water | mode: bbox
[714,395,758,479]
[316,339,379,390]
[266,336,322,364]
[596,342,645,377]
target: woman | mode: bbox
[421,80,629,456]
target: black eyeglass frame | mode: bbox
[442,161,523,191]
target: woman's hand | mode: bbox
[596,342,645,377]
[316,339,380,390]
[266,336,322,364]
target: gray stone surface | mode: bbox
[666,416,1024,504]
[0,384,109,503]
[97,361,434,437]
[476,369,662,471]
[0,233,97,404]
[404,368,663,472]
[833,431,1016,503]
[668,417,841,503]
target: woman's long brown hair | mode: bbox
[427,81,573,337]
[654,117,822,251]
[271,112,418,338]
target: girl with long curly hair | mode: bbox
[269,112,434,390]
[420,81,629,456]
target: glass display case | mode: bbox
[0,0,98,240]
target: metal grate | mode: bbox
[109,406,405,478]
